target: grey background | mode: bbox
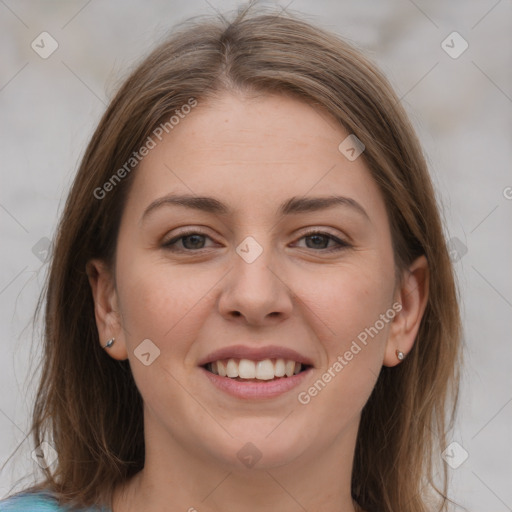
[1,1,511,510]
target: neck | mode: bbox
[112,414,362,512]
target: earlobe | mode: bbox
[383,255,429,367]
[86,259,128,360]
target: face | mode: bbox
[89,91,427,472]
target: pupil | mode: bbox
[183,234,204,249]
[307,235,327,249]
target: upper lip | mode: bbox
[198,345,314,367]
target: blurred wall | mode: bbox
[1,1,511,510]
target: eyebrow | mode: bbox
[140,193,370,223]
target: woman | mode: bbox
[0,4,462,512]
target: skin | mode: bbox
[88,91,428,512]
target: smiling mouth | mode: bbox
[203,358,311,381]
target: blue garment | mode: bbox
[0,491,111,511]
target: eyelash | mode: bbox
[162,229,351,254]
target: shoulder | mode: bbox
[0,491,61,512]
[0,491,110,512]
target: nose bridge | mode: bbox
[218,232,293,323]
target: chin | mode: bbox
[209,425,311,470]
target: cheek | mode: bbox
[114,256,218,403]
[292,261,395,427]
[115,253,215,349]
[296,261,394,352]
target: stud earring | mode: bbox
[104,337,115,349]
[396,349,405,361]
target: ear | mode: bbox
[86,259,128,361]
[383,255,429,367]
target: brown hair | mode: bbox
[4,3,462,511]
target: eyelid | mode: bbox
[161,227,216,248]
[295,226,346,240]
[292,228,351,251]
[162,226,352,254]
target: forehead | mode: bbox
[124,91,387,223]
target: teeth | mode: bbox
[217,360,227,377]
[255,359,275,380]
[274,358,286,377]
[226,359,239,378]
[238,359,256,379]
[207,358,305,380]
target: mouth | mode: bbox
[202,358,312,382]
[198,345,314,399]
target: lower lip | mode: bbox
[200,367,312,399]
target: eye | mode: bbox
[162,230,217,252]
[293,230,351,252]
[162,229,351,254]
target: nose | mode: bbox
[218,238,294,326]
